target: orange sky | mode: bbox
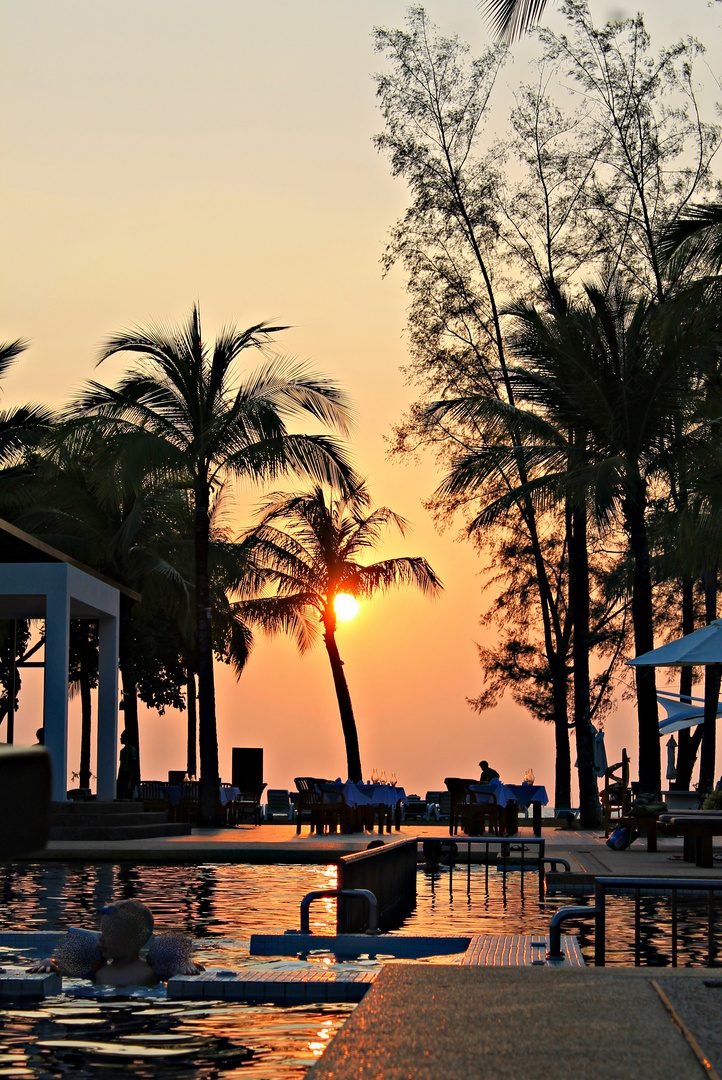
[2,0,720,800]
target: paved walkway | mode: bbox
[308,966,721,1080]
[36,821,722,879]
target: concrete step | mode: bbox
[48,822,191,841]
[168,966,376,1004]
[50,801,152,817]
[50,809,170,828]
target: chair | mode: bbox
[294,777,325,834]
[602,748,631,835]
[264,789,294,823]
[139,781,171,815]
[469,783,504,835]
[228,783,267,826]
[445,778,476,835]
[177,779,200,825]
[294,777,348,834]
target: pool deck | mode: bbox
[30,820,722,882]
[307,965,722,1080]
[16,824,722,1078]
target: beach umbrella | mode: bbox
[666,735,677,781]
[628,622,722,789]
[656,689,713,735]
[627,618,722,667]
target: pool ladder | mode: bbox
[548,875,722,966]
[291,889,380,935]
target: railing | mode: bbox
[548,876,722,966]
[431,836,547,899]
[339,838,417,932]
[297,889,379,935]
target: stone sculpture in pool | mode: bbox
[27,899,204,986]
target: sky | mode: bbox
[2,0,721,800]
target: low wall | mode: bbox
[338,838,417,933]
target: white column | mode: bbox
[44,582,70,802]
[96,615,119,801]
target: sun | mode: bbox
[334,593,359,622]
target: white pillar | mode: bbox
[44,584,70,802]
[96,614,119,801]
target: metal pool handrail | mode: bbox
[296,889,379,935]
[548,876,722,966]
[428,836,547,899]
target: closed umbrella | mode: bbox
[592,728,608,778]
[666,735,677,781]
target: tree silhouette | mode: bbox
[240,484,442,781]
[75,305,353,823]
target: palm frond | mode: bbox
[659,202,722,274]
[479,0,551,43]
[0,338,29,380]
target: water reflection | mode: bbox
[0,997,353,1080]
[1,861,720,968]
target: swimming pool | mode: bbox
[0,860,720,1079]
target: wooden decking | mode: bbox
[462,933,585,966]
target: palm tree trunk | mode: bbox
[552,664,572,810]
[323,621,362,782]
[699,568,719,793]
[674,575,700,790]
[118,595,141,797]
[569,499,603,827]
[195,485,220,826]
[186,667,197,778]
[624,492,660,795]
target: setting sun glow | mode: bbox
[334,593,359,622]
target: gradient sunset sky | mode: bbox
[2,0,720,797]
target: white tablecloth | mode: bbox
[321,781,407,808]
[469,782,548,809]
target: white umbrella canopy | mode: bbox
[656,690,713,735]
[627,619,722,667]
[627,622,722,739]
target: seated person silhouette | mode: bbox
[478,760,500,784]
[27,899,203,986]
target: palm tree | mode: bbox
[660,204,722,274]
[501,281,720,795]
[74,305,353,823]
[239,484,443,781]
[430,278,721,797]
[479,0,551,42]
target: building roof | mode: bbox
[0,517,141,602]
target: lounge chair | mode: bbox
[264,789,294,823]
[425,790,450,823]
[403,794,429,822]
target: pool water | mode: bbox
[0,997,353,1078]
[0,860,720,1079]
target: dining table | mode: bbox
[469,781,549,836]
[319,780,408,834]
